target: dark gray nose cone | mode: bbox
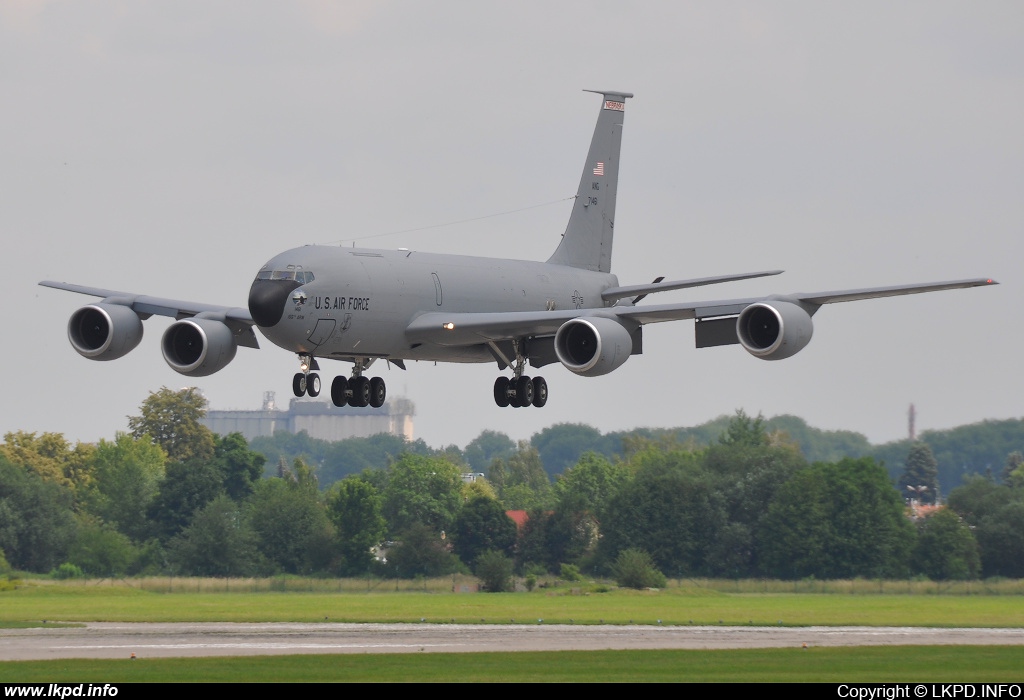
[248,279,301,328]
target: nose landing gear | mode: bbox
[292,354,321,397]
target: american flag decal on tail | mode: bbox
[593,162,605,176]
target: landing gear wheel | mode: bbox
[350,376,371,407]
[493,377,510,407]
[532,376,548,407]
[369,377,386,408]
[306,373,321,397]
[331,376,348,407]
[516,375,534,408]
[292,373,306,397]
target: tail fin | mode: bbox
[547,90,632,273]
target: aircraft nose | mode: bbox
[248,279,301,328]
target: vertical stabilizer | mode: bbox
[547,90,632,273]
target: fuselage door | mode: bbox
[432,272,443,306]
[308,318,337,347]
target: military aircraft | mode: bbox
[40,90,996,410]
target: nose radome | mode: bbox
[248,279,301,328]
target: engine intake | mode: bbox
[161,318,238,376]
[554,316,633,376]
[68,303,144,361]
[737,300,814,360]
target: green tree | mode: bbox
[598,447,725,577]
[612,548,666,589]
[901,443,940,504]
[213,433,265,500]
[717,409,769,448]
[515,508,556,572]
[475,550,514,592]
[1002,451,1024,487]
[0,431,96,494]
[248,477,334,574]
[552,452,630,515]
[168,496,260,576]
[0,455,77,572]
[129,387,216,463]
[702,414,805,575]
[464,430,515,472]
[68,518,138,577]
[381,454,464,535]
[912,509,979,580]
[761,458,913,579]
[531,423,616,478]
[325,477,387,575]
[147,458,225,541]
[89,433,166,541]
[386,523,463,578]
[947,475,1010,525]
[451,496,517,566]
[490,442,551,511]
[975,501,1024,578]
[758,466,833,579]
[872,419,1024,491]
[947,475,1024,577]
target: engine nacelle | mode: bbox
[161,317,237,377]
[554,316,633,377]
[737,300,814,360]
[68,303,144,361]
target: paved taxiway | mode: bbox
[3,623,1023,660]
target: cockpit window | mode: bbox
[255,269,314,283]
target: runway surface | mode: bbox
[3,623,1023,660]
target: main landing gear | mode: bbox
[292,355,387,409]
[494,375,547,408]
[493,340,548,408]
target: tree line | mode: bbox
[1,388,1022,584]
[252,413,1024,491]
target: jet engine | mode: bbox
[554,316,633,376]
[68,303,144,361]
[736,300,814,360]
[161,317,238,377]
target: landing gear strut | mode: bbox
[493,340,548,408]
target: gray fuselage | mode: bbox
[249,245,619,364]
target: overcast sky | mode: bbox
[3,1,1021,450]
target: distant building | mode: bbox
[202,391,415,443]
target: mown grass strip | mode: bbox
[1,647,1023,683]
[3,583,1024,627]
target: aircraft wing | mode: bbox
[617,277,999,324]
[405,277,997,346]
[38,281,258,347]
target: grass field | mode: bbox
[2,579,1024,627]
[2,578,1022,682]
[2,647,1024,682]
